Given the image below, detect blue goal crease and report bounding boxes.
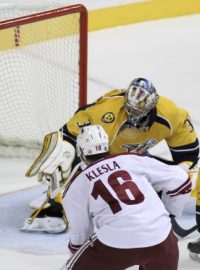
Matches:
[0,186,70,255]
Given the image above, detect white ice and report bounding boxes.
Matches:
[1,14,200,270]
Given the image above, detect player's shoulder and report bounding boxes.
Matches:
[157,96,188,117]
[158,96,178,110]
[94,89,125,108]
[101,89,126,98]
[76,89,125,113]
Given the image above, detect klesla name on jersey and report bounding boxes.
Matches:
[85,160,121,181]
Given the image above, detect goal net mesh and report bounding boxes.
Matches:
[0,1,87,158]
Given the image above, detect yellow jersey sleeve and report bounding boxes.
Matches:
[166,108,197,148]
[61,89,125,143]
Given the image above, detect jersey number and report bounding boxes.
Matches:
[184,118,194,133]
[91,170,144,214]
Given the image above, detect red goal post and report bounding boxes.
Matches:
[0,4,88,158]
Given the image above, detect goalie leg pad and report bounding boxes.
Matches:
[22,194,68,233]
[21,216,67,234]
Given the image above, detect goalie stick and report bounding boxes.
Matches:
[20,191,51,232]
[27,163,81,223]
[49,162,81,199]
[171,217,198,238]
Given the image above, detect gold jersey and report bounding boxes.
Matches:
[62,89,199,164]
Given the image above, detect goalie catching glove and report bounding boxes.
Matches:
[26,131,75,198]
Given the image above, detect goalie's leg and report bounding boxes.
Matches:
[22,163,80,234]
[22,130,77,233]
[21,191,68,233]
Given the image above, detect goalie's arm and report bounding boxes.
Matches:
[60,124,81,168]
[60,104,95,149]
[60,124,77,149]
[60,108,95,167]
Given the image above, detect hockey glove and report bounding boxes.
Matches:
[178,161,199,197]
[25,131,75,198]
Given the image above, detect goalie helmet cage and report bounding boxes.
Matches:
[0,3,87,158]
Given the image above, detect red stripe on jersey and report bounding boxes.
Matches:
[68,241,82,254]
[62,169,81,199]
[166,178,192,197]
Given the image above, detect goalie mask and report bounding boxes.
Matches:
[76,125,109,162]
[124,78,159,130]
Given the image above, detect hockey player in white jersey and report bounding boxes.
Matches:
[60,124,192,270]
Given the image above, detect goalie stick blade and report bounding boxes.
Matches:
[171,218,198,238]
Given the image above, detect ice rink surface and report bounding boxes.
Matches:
[1,13,200,270]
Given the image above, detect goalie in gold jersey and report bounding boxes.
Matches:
[22,78,200,258]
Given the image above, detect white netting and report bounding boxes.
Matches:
[0,1,77,20]
[0,2,87,158]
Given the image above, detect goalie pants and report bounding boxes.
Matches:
[64,230,178,270]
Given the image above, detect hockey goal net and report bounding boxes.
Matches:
[0,2,87,158]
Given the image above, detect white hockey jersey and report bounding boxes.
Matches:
[62,153,191,250]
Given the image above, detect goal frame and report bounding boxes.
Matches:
[0,4,88,106]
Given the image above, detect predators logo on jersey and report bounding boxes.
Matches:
[121,138,157,154]
[101,112,115,123]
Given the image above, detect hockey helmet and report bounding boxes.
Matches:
[124,78,159,128]
[76,125,109,159]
